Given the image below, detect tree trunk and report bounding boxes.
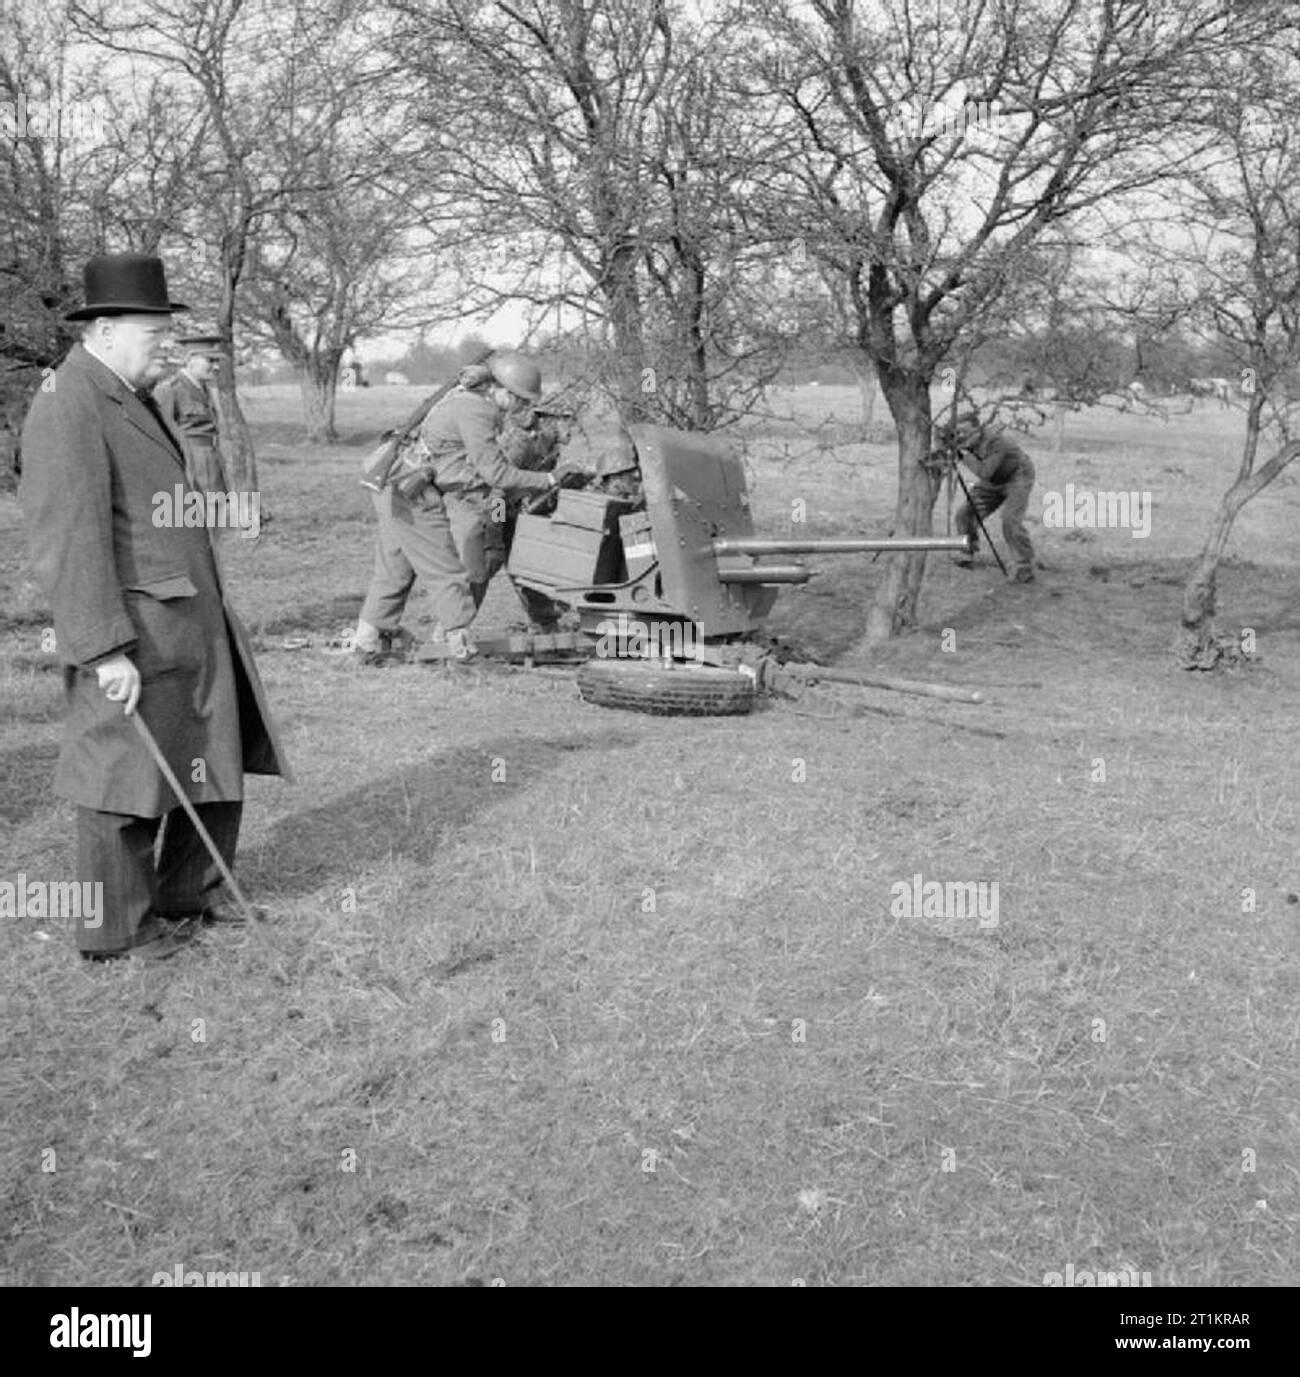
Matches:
[215,253,257,489]
[682,253,712,429]
[1180,491,1240,634]
[1179,432,1300,659]
[209,367,254,491]
[864,376,937,644]
[299,360,340,444]
[852,356,878,428]
[1054,401,1066,453]
[605,240,649,457]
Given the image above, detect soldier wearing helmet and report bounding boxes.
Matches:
[938,409,1037,583]
[353,351,563,663]
[591,447,643,505]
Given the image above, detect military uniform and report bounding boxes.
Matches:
[953,426,1036,581]
[357,388,553,645]
[155,370,229,494]
[494,410,571,630]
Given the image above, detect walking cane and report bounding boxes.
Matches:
[129,712,260,923]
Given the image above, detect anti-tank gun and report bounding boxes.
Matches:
[415,423,984,717]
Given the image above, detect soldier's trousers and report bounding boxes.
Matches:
[358,487,501,635]
[76,802,242,953]
[955,461,1036,575]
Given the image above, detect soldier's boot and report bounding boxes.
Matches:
[353,618,385,654]
[353,618,408,667]
[385,627,417,659]
[446,628,477,662]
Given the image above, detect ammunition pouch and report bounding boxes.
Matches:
[393,470,434,503]
[389,436,438,503]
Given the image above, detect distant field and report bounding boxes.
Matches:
[2,386,1298,1287]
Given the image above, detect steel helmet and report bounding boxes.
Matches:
[488,352,543,402]
[939,409,982,445]
[953,409,984,435]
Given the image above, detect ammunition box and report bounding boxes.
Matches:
[508,513,623,589]
[553,489,625,532]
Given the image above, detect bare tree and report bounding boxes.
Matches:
[0,0,110,476]
[69,0,280,484]
[635,33,799,429]
[387,0,793,438]
[69,0,417,472]
[735,0,1280,644]
[246,194,430,442]
[1162,49,1300,664]
[237,14,442,442]
[388,0,670,428]
[970,240,1139,449]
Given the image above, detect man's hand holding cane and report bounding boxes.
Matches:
[96,653,142,715]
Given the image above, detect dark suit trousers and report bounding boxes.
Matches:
[75,802,242,952]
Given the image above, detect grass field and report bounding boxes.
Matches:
[2,384,1299,1287]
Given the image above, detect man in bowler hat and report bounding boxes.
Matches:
[19,253,291,960]
[154,333,229,494]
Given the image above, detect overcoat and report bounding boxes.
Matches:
[19,344,291,817]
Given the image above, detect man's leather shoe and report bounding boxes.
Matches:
[201,900,267,926]
[82,916,200,962]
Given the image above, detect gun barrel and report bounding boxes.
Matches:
[716,564,811,584]
[711,536,971,556]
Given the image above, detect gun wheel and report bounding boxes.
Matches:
[577,659,755,716]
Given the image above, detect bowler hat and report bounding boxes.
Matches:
[65,253,189,321]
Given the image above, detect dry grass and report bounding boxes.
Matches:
[2,387,1299,1287]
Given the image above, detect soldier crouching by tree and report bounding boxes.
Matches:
[588,449,644,505]
[938,410,1038,583]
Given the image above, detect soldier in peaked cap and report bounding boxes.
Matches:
[155,332,230,494]
[18,253,291,960]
